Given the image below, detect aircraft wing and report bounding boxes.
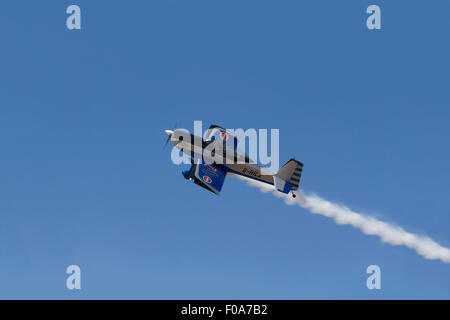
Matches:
[191,161,228,195]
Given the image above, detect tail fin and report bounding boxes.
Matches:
[277,158,303,191]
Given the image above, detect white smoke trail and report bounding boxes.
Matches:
[231,174,450,264]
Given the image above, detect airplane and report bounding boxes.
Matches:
[165,125,303,198]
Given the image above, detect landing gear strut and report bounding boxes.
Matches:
[291,192,296,198]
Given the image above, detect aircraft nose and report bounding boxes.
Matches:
[165,130,174,136]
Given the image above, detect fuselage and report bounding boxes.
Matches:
[166,129,275,185]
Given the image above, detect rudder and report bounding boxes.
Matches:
[277,158,303,191]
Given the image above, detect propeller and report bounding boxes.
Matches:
[164,131,173,148]
[164,122,177,148]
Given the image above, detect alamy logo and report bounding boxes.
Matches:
[66,265,81,290]
[366,5,381,30]
[66,5,81,30]
[169,121,280,172]
[366,265,381,290]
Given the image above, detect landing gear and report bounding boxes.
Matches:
[292,192,296,198]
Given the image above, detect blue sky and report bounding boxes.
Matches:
[0,1,449,299]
